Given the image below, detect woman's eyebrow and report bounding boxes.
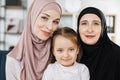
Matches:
[42,13,50,17]
[42,13,60,20]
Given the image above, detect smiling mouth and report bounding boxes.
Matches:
[86,35,95,38]
[41,30,51,36]
[62,58,71,61]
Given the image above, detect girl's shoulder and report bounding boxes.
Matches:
[76,62,87,67]
[76,62,89,72]
[45,63,55,70]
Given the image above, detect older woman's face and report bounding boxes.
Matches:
[33,10,61,40]
[79,14,102,45]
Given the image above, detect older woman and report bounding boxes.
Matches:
[77,7,120,80]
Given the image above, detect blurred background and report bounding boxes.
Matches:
[0,0,120,50]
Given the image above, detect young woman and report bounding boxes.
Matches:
[42,27,90,80]
[6,0,62,80]
[77,7,120,80]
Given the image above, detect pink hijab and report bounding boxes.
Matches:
[8,0,62,80]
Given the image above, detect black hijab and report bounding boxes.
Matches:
[77,7,120,80]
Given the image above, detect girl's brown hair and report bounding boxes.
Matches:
[49,27,82,63]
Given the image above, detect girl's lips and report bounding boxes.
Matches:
[41,30,50,36]
[62,58,71,61]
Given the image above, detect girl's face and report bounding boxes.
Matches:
[79,14,102,45]
[53,35,79,67]
[33,10,61,40]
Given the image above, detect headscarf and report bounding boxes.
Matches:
[77,7,120,80]
[8,0,62,80]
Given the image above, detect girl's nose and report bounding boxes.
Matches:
[63,51,69,58]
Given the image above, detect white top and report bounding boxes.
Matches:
[6,56,22,80]
[42,62,90,80]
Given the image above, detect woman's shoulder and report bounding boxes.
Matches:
[6,56,22,80]
[7,56,18,62]
[6,55,21,67]
[111,42,120,57]
[111,42,120,51]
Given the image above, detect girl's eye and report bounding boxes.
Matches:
[69,48,75,52]
[57,49,63,53]
[41,16,48,21]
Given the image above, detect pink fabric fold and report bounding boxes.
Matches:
[8,0,62,80]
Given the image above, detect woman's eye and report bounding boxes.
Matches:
[81,22,87,25]
[94,22,100,25]
[41,16,48,21]
[53,21,59,25]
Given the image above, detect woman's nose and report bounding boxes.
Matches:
[87,25,93,33]
[46,21,53,31]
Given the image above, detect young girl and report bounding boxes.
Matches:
[42,27,90,80]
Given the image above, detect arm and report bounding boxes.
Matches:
[6,56,21,80]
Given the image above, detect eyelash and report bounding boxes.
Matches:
[81,22,87,25]
[57,49,63,53]
[41,16,59,24]
[57,48,75,53]
[94,22,100,25]
[69,48,74,51]
[41,16,48,21]
[53,21,59,24]
[81,22,100,25]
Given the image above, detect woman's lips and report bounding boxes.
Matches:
[86,35,95,38]
[41,30,50,36]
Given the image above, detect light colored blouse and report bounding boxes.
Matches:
[6,56,22,80]
[42,62,90,80]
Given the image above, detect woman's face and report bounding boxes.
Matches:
[79,14,102,45]
[33,10,61,40]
